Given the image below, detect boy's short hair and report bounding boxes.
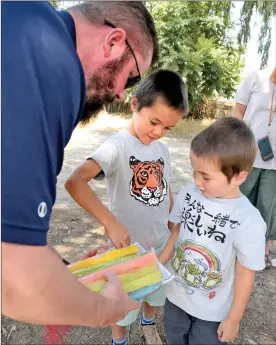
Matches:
[191,117,256,182]
[134,70,189,117]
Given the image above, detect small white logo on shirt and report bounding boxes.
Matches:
[38,202,47,218]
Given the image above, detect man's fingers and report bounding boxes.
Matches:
[104,272,121,285]
[127,298,140,311]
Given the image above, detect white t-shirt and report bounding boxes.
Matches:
[235,70,276,170]
[90,129,171,250]
[166,184,266,322]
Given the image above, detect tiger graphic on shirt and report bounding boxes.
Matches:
[129,155,167,206]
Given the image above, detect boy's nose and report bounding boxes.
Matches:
[194,176,201,189]
[152,126,163,138]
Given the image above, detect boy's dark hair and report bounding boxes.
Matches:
[134,70,189,117]
[191,117,256,182]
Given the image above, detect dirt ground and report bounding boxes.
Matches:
[2,122,276,345]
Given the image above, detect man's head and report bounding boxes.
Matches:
[190,117,256,199]
[129,69,189,144]
[68,1,158,123]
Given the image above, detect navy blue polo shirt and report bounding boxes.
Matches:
[2,1,86,245]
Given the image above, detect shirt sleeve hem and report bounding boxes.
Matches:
[2,223,47,245]
[234,98,248,106]
[237,259,265,271]
[87,156,105,181]
[169,215,181,224]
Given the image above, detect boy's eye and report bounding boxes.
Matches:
[203,176,210,181]
[150,120,157,126]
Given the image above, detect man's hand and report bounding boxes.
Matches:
[104,220,130,248]
[217,318,239,343]
[101,272,140,324]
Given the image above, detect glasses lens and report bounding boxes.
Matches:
[125,76,141,89]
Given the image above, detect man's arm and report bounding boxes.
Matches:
[217,261,255,342]
[2,242,139,326]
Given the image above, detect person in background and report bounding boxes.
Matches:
[233,67,276,268]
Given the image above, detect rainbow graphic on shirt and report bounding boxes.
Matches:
[171,240,223,299]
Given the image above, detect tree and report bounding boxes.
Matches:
[238,1,276,68]
[145,2,243,116]
[52,0,244,117]
[50,1,58,8]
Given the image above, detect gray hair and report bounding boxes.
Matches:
[69,1,158,65]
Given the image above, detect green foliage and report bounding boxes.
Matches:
[53,0,244,118]
[50,1,58,8]
[121,2,243,118]
[238,1,276,68]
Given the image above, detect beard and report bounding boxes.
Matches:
[80,50,130,124]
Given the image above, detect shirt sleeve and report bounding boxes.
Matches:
[166,146,173,182]
[2,2,80,246]
[233,214,266,271]
[89,137,119,180]
[2,60,57,246]
[235,71,257,106]
[169,188,186,224]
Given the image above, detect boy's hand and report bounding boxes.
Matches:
[80,248,98,260]
[217,318,240,342]
[105,221,130,248]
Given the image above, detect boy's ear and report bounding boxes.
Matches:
[235,170,248,186]
[130,97,138,112]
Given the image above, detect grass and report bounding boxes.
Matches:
[79,111,214,138]
[171,118,215,138]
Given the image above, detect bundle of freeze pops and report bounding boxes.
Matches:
[44,244,174,345]
[69,243,174,300]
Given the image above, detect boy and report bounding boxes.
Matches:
[65,70,189,345]
[164,117,266,345]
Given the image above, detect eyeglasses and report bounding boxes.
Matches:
[104,19,141,89]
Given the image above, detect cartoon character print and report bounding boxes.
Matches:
[129,156,167,206]
[171,240,223,299]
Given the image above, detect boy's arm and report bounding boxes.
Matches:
[217,261,255,342]
[65,159,130,248]
[158,190,181,265]
[169,189,174,213]
[158,221,180,265]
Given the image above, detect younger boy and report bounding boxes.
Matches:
[164,117,266,345]
[65,70,189,345]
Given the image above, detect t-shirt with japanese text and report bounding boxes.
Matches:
[166,184,266,322]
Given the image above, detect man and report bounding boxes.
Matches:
[2,1,158,326]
